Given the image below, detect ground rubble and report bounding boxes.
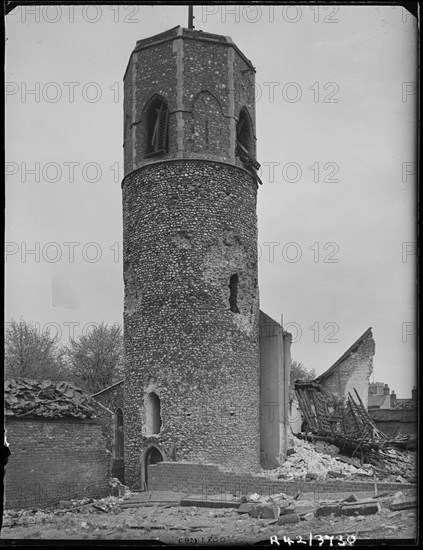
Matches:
[2,494,127,528]
[261,435,416,483]
[2,487,417,542]
[2,460,417,543]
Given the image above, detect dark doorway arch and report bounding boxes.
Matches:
[143,445,164,489]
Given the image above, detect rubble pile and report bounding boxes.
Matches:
[294,381,417,480]
[4,378,96,419]
[235,489,416,524]
[109,477,130,497]
[265,437,372,481]
[371,448,416,480]
[2,494,133,528]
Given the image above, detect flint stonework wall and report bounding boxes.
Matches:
[122,159,260,488]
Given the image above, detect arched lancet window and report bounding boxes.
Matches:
[235,108,261,179]
[146,392,161,434]
[115,408,124,459]
[145,97,169,157]
[236,108,254,156]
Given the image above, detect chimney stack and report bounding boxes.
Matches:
[390,390,396,408]
[383,383,390,396]
[412,386,417,401]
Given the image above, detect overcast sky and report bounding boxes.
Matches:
[5,4,417,397]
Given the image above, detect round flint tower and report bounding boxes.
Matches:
[122,26,261,488]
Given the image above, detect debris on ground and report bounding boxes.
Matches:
[2,488,417,542]
[109,477,130,497]
[264,436,372,481]
[2,493,134,528]
[292,381,417,481]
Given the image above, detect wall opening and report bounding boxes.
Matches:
[115,408,124,459]
[143,445,164,488]
[145,97,169,157]
[229,274,240,313]
[236,108,253,156]
[112,407,125,484]
[146,392,162,434]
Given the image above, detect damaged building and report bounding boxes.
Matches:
[4,378,111,509]
[291,328,376,436]
[314,327,375,409]
[292,328,416,468]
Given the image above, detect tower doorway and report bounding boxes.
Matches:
[143,445,164,489]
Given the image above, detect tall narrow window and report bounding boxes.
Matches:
[146,98,169,156]
[229,274,239,313]
[146,392,161,434]
[236,109,253,155]
[236,108,261,179]
[115,408,124,459]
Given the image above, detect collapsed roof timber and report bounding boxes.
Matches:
[294,381,416,475]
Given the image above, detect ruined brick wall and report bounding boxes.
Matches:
[148,461,414,497]
[5,417,110,510]
[122,28,260,488]
[318,331,375,409]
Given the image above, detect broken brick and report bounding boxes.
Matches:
[278,513,300,525]
[236,503,253,514]
[327,470,345,478]
[341,502,381,516]
[389,500,417,512]
[249,504,280,519]
[343,493,358,503]
[316,504,342,517]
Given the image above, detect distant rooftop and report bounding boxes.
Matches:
[368,394,390,409]
[393,398,417,410]
[369,408,417,422]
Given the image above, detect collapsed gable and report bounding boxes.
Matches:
[315,328,375,408]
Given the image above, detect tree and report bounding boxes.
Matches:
[66,322,123,394]
[290,360,316,387]
[5,319,68,381]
